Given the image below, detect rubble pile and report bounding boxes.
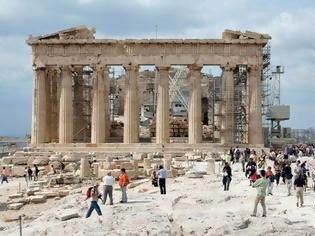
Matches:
[150,117,188,137]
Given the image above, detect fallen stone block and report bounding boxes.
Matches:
[28,195,47,203]
[49,154,62,162]
[35,191,58,198]
[7,203,24,210]
[8,198,27,204]
[56,210,80,221]
[12,156,29,165]
[11,165,27,177]
[1,156,13,165]
[58,190,70,197]
[32,156,49,166]
[187,173,204,178]
[8,193,24,199]
[63,154,82,162]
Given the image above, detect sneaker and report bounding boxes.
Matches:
[262,215,266,217]
[250,214,256,217]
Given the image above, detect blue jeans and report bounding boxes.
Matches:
[86,201,102,218]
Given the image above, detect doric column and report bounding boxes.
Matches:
[59,65,73,144]
[91,65,108,143]
[220,64,235,145]
[188,64,202,144]
[156,66,170,144]
[73,66,85,142]
[248,65,263,145]
[31,67,47,144]
[123,64,139,144]
[45,68,52,143]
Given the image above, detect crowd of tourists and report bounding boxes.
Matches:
[221,145,315,217]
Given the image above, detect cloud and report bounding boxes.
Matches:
[0,0,314,136]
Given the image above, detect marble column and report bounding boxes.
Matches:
[156,66,170,144]
[31,67,47,144]
[248,65,263,145]
[188,65,202,144]
[123,64,139,144]
[220,64,235,145]
[59,65,73,144]
[45,69,53,143]
[73,66,85,142]
[50,68,60,143]
[91,65,107,143]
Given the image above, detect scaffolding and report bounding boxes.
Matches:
[261,43,272,127]
[233,65,248,144]
[72,66,93,142]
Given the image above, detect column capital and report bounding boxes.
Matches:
[188,64,203,71]
[32,65,46,71]
[59,65,73,72]
[220,63,237,71]
[123,63,139,71]
[247,64,263,71]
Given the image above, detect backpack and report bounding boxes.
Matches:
[86,186,93,198]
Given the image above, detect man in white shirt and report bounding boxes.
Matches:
[158,165,166,194]
[102,172,115,205]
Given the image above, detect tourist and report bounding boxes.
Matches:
[224,151,232,165]
[151,171,158,187]
[240,152,246,172]
[246,158,257,184]
[251,170,267,217]
[1,167,8,184]
[27,166,33,181]
[102,171,114,205]
[229,148,234,163]
[283,163,293,196]
[303,173,308,192]
[266,166,274,195]
[274,161,281,186]
[158,165,166,194]
[294,174,305,207]
[222,162,232,191]
[60,161,65,173]
[244,147,251,163]
[51,164,56,174]
[294,160,302,177]
[119,168,129,203]
[24,167,28,184]
[85,183,102,218]
[234,146,241,163]
[34,164,40,181]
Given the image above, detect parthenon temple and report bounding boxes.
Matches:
[26,26,271,153]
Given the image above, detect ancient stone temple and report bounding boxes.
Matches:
[26,26,270,153]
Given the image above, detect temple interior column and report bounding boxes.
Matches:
[31,67,47,144]
[91,65,107,143]
[123,64,139,144]
[50,68,60,143]
[188,64,202,144]
[59,65,73,144]
[73,66,85,142]
[220,64,235,145]
[248,65,263,145]
[45,68,52,143]
[156,66,170,144]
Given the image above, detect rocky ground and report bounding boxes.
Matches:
[1,161,315,236]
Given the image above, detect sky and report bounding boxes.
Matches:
[0,0,314,137]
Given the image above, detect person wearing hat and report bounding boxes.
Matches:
[102,171,115,205]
